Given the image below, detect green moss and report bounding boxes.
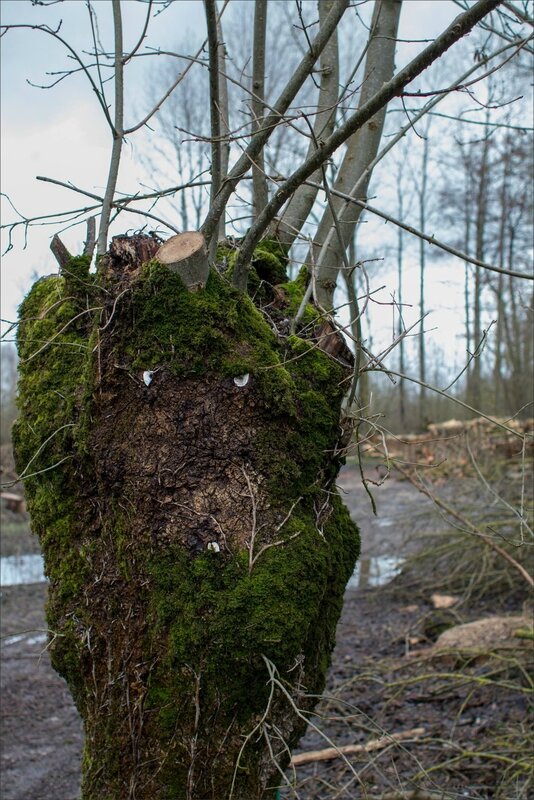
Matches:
[252,238,289,285]
[13,238,359,798]
[146,490,358,785]
[121,262,284,381]
[277,266,319,328]
[218,237,289,302]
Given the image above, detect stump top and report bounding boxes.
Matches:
[156,232,206,264]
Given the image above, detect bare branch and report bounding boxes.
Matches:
[123,0,153,63]
[502,0,534,25]
[201,0,350,245]
[230,0,503,290]
[308,185,533,281]
[291,728,426,767]
[1,22,113,130]
[123,1,231,136]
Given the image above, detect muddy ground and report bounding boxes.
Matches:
[1,467,532,799]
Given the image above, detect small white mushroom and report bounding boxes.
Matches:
[207,541,220,553]
[233,373,250,388]
[143,370,154,387]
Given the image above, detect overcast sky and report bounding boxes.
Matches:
[0,0,488,371]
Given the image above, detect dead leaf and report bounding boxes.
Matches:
[431,593,459,609]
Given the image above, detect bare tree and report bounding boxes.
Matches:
[3,1,532,797]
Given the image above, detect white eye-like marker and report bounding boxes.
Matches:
[233,373,250,387]
[143,371,154,386]
[207,541,220,553]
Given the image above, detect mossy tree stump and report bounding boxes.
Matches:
[13,234,359,799]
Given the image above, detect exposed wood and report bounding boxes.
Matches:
[290,727,426,766]
[314,319,354,366]
[108,233,161,279]
[156,232,209,291]
[50,234,72,271]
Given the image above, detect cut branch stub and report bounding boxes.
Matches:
[50,234,72,271]
[83,217,97,260]
[156,231,209,291]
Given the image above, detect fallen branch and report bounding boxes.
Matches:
[290,727,425,766]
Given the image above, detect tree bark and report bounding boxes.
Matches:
[13,234,359,799]
[251,0,269,220]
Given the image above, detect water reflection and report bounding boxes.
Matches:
[1,631,48,647]
[1,554,46,587]
[0,552,402,590]
[346,555,403,590]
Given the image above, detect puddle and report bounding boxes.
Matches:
[1,554,46,587]
[346,555,404,590]
[1,631,48,647]
[375,517,394,528]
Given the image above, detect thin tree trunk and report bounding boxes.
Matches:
[277,0,340,247]
[204,0,222,260]
[469,125,490,410]
[217,8,230,239]
[97,0,124,259]
[493,140,511,414]
[396,156,406,429]
[251,0,269,219]
[462,141,473,384]
[311,0,402,311]
[418,134,429,430]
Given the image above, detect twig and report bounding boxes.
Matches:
[230,0,503,285]
[310,188,532,282]
[290,727,426,766]
[465,434,533,537]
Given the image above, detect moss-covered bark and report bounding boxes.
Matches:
[13,239,359,799]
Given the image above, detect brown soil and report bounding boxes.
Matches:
[1,468,531,800]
